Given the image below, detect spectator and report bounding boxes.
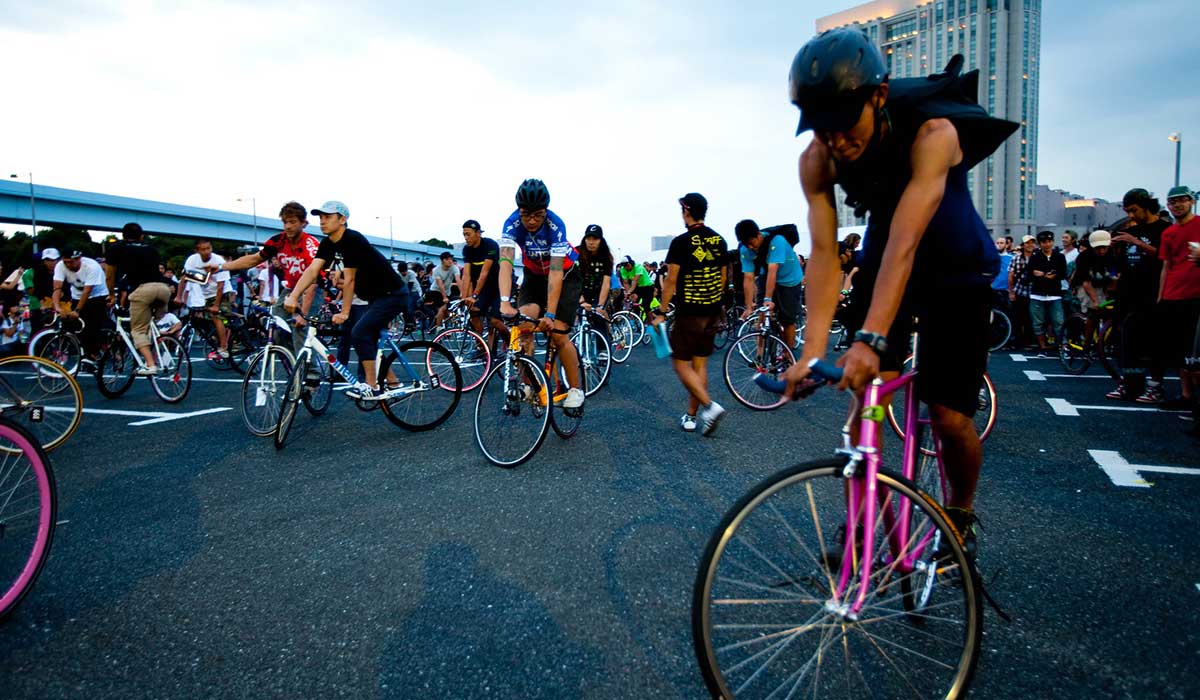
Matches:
[1007,235,1035,349]
[991,237,1013,319]
[1061,231,1080,316]
[1144,185,1200,410]
[1027,231,1067,356]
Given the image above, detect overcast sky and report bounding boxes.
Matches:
[2,0,1196,258]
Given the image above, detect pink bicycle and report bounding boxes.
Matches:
[0,416,56,621]
[693,344,983,698]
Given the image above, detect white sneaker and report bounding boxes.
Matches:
[680,414,697,432]
[218,349,230,359]
[135,366,159,377]
[563,387,585,409]
[344,383,376,400]
[698,401,725,437]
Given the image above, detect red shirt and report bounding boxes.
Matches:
[1158,216,1200,301]
[260,232,320,289]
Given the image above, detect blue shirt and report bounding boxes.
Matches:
[500,209,577,276]
[992,252,1012,291]
[738,238,804,288]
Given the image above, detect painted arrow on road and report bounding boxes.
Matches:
[1088,449,1200,488]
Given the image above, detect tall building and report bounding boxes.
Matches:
[818,0,1042,239]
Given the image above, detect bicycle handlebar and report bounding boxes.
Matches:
[752,358,844,397]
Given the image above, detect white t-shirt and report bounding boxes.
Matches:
[182,253,230,308]
[155,312,181,332]
[257,266,280,303]
[53,258,110,300]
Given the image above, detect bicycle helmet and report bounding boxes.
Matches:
[789,28,887,134]
[515,179,550,210]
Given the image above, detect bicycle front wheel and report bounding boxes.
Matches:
[433,328,490,392]
[150,336,192,403]
[1058,315,1090,374]
[723,333,794,411]
[693,459,982,700]
[240,347,293,437]
[609,315,635,364]
[39,333,82,376]
[273,355,306,450]
[0,418,56,622]
[473,355,550,468]
[0,356,83,454]
[576,329,610,396]
[378,340,463,431]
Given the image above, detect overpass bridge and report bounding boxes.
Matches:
[0,179,465,265]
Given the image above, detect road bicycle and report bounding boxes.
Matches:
[711,302,746,351]
[610,297,646,350]
[240,309,299,437]
[1059,300,1121,378]
[797,298,850,350]
[0,416,56,621]
[571,307,611,396]
[0,355,84,453]
[693,343,983,699]
[28,315,84,376]
[430,300,491,392]
[473,313,588,468]
[723,306,796,410]
[274,315,463,450]
[95,309,192,403]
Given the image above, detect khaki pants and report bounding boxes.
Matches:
[129,282,170,349]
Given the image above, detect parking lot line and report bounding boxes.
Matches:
[1044,398,1186,416]
[1089,449,1200,488]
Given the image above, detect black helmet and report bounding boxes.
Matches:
[789,28,887,135]
[515,179,550,210]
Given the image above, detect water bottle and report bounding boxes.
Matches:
[650,321,671,360]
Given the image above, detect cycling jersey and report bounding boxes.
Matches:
[500,209,576,276]
[259,232,320,289]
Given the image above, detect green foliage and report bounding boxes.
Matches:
[418,237,453,249]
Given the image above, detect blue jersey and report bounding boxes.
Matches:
[500,209,577,276]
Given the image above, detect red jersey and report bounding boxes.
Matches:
[260,232,320,289]
[1158,216,1200,301]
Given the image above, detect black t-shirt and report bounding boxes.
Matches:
[1119,218,1168,303]
[578,255,613,303]
[462,237,501,297]
[32,264,55,299]
[1027,250,1067,297]
[1073,249,1123,290]
[665,224,729,316]
[316,229,404,302]
[105,240,162,290]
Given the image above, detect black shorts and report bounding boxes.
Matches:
[847,283,991,418]
[1157,298,1200,366]
[775,283,802,327]
[517,270,582,327]
[470,291,503,320]
[670,312,721,361]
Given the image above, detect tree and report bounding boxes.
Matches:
[419,237,452,249]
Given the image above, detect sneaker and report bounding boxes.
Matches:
[1105,384,1127,401]
[344,383,376,400]
[938,506,978,563]
[1134,385,1164,404]
[698,401,726,437]
[562,387,585,409]
[680,413,697,432]
[218,349,230,359]
[135,366,159,376]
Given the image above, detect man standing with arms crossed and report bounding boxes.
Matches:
[654,192,728,435]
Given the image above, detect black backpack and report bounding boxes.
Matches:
[753,224,801,276]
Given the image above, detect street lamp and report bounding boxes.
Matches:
[376,215,394,261]
[8,172,37,255]
[1169,133,1182,188]
[237,197,258,246]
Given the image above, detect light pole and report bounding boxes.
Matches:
[376,215,394,261]
[1169,133,1182,188]
[237,197,258,246]
[8,172,37,255]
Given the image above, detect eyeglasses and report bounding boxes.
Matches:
[519,210,547,221]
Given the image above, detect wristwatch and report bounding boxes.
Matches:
[500,296,512,303]
[853,330,888,356]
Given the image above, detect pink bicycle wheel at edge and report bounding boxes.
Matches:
[0,418,57,621]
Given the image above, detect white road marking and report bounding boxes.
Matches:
[1044,398,1187,416]
[1010,353,1027,363]
[1024,370,1046,381]
[1045,398,1079,416]
[1088,449,1200,488]
[127,407,233,426]
[41,404,235,426]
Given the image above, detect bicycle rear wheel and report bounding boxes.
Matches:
[548,348,587,439]
[0,419,56,622]
[301,354,334,416]
[378,340,463,431]
[609,315,635,364]
[96,340,136,398]
[150,336,192,403]
[433,328,490,392]
[1058,314,1090,374]
[39,333,82,376]
[0,356,84,454]
[987,308,1011,352]
[473,355,550,468]
[886,360,997,455]
[723,333,794,411]
[692,459,981,700]
[240,347,293,437]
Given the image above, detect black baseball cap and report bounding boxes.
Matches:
[584,224,604,238]
[462,220,483,231]
[679,192,708,219]
[440,251,454,260]
[65,249,86,259]
[1036,230,1054,242]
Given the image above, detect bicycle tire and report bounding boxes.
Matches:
[723,333,794,411]
[40,333,82,376]
[273,355,306,450]
[26,327,56,358]
[433,328,490,392]
[574,328,610,396]
[693,458,982,700]
[95,340,136,398]
[202,328,232,371]
[548,347,587,439]
[240,346,294,437]
[0,356,83,454]
[1098,320,1122,380]
[1058,314,1090,374]
[301,354,334,416]
[377,340,463,432]
[987,308,1011,352]
[0,418,56,622]
[473,354,550,467]
[227,328,255,375]
[150,335,192,403]
[609,315,635,364]
[885,359,997,455]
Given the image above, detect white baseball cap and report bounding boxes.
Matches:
[40,248,61,260]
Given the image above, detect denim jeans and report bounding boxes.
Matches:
[1029,298,1064,340]
[352,290,409,359]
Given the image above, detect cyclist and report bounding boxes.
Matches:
[1071,230,1122,349]
[50,249,112,365]
[460,219,506,354]
[577,224,614,337]
[783,29,1017,552]
[734,219,804,349]
[284,200,410,400]
[496,178,585,411]
[178,239,231,359]
[430,251,461,326]
[618,256,655,321]
[102,223,168,375]
[654,192,729,435]
[219,201,322,357]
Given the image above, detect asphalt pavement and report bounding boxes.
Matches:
[1,341,1198,699]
